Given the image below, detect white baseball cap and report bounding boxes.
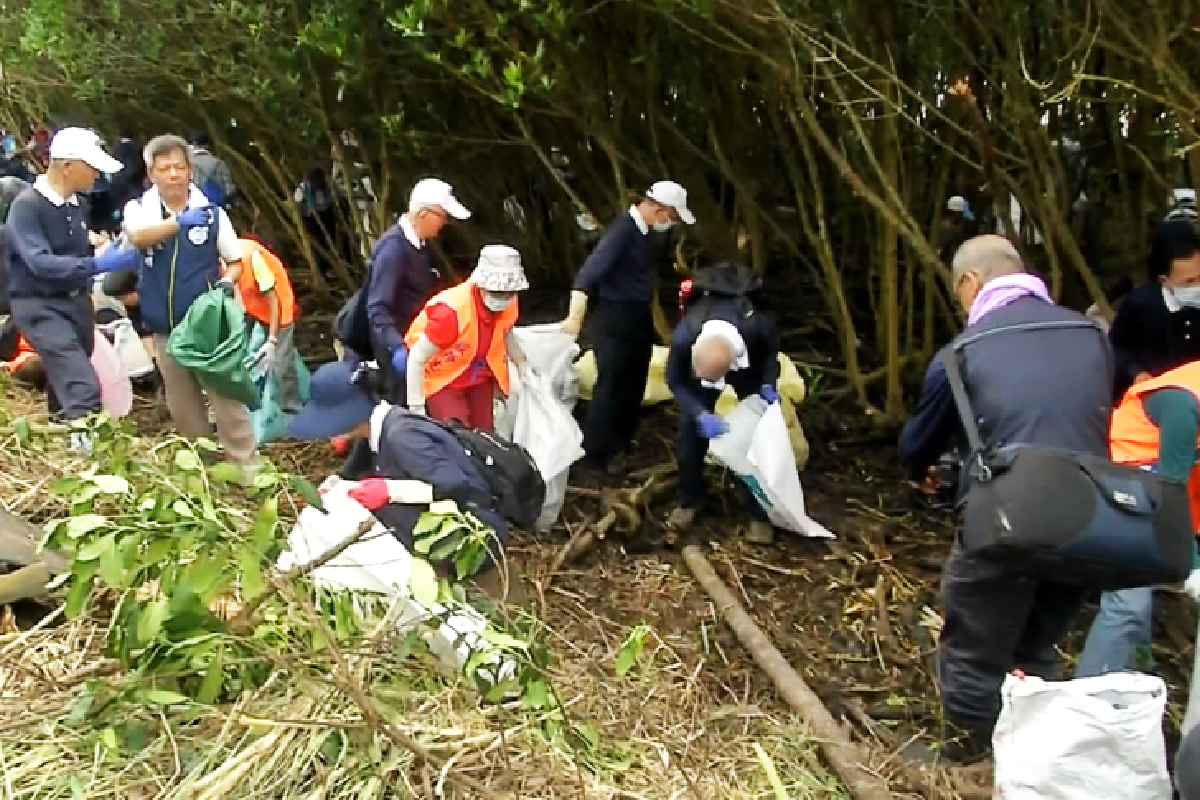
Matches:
[946,195,974,220]
[49,128,123,174]
[645,180,696,225]
[408,178,471,220]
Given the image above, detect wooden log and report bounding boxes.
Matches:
[550,472,678,574]
[682,544,893,800]
[0,508,67,574]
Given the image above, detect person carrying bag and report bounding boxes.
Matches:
[944,320,1194,590]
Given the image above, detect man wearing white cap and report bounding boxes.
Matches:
[562,180,696,476]
[404,244,530,432]
[365,177,470,403]
[4,128,139,444]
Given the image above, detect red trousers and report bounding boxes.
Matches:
[426,379,495,432]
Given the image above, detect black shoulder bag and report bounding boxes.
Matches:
[943,321,1194,590]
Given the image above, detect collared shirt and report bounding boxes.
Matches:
[627,204,649,235]
[32,175,79,207]
[400,213,423,249]
[369,400,393,453]
[122,184,242,263]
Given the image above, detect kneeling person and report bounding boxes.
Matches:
[665,271,781,544]
[289,360,517,600]
[404,245,531,432]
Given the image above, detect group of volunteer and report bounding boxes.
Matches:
[1,129,292,477]
[901,208,1200,791]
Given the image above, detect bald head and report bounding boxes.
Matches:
[952,234,1024,310]
[693,336,735,382]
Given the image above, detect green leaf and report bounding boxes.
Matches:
[72,484,102,505]
[77,534,116,562]
[137,598,168,644]
[408,559,439,607]
[172,499,195,518]
[64,576,91,618]
[101,727,119,751]
[522,678,551,711]
[428,500,458,515]
[197,643,225,704]
[252,471,278,491]
[15,418,29,444]
[90,474,130,494]
[66,514,108,539]
[480,627,529,651]
[194,437,219,452]
[208,461,243,484]
[174,449,201,472]
[98,539,126,587]
[142,689,189,706]
[49,477,82,497]
[287,475,325,512]
[413,512,446,538]
[239,547,265,599]
[45,571,71,591]
[250,497,279,550]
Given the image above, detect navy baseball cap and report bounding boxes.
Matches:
[289,360,375,440]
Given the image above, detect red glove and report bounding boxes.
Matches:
[347,478,390,511]
[331,435,350,456]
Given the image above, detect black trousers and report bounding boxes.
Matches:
[581,300,655,467]
[10,295,100,420]
[675,373,765,512]
[937,539,1085,738]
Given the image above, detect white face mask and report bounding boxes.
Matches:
[652,220,675,233]
[482,293,513,312]
[1173,286,1200,309]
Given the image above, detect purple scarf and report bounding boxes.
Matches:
[967,273,1053,325]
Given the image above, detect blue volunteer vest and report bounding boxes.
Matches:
[137,207,220,334]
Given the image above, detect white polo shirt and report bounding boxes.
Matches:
[123,184,242,263]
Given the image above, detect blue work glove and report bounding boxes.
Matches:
[760,384,780,404]
[697,412,729,439]
[391,345,408,375]
[177,206,210,228]
[91,247,140,276]
[215,276,236,297]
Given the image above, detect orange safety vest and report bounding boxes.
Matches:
[405,282,518,398]
[1110,361,1200,529]
[236,239,297,328]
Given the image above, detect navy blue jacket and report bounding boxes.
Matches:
[365,223,434,357]
[1108,281,1200,400]
[367,408,508,560]
[137,211,220,333]
[666,298,780,421]
[4,186,94,299]
[572,211,653,305]
[899,297,1111,480]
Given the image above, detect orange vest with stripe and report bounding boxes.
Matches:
[236,239,297,328]
[405,282,518,398]
[1109,361,1200,529]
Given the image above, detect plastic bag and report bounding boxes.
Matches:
[503,324,584,530]
[90,329,132,419]
[708,396,833,538]
[166,288,258,407]
[992,672,1171,800]
[98,318,155,380]
[246,323,312,445]
[574,345,810,469]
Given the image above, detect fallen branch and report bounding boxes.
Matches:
[681,544,893,800]
[551,467,677,573]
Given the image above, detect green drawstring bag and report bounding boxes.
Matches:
[166,288,260,407]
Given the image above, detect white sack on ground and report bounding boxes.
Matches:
[992,672,1171,800]
[276,477,517,680]
[708,395,832,538]
[499,323,584,530]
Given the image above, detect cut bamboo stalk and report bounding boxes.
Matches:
[682,544,893,800]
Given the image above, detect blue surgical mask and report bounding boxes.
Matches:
[1174,286,1200,309]
[653,221,674,233]
[482,293,513,312]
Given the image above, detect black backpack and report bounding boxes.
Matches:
[679,261,764,340]
[334,287,373,360]
[442,422,546,531]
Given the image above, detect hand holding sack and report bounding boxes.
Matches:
[697,412,729,439]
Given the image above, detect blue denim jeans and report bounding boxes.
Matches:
[1075,586,1155,677]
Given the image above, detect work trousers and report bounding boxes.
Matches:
[1075,586,1156,677]
[153,334,256,464]
[676,375,766,516]
[581,300,655,468]
[427,379,495,432]
[11,295,100,420]
[937,539,1084,739]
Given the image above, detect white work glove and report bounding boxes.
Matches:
[248,338,277,378]
[1185,569,1200,601]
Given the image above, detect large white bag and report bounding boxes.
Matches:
[992,672,1172,800]
[503,324,584,530]
[708,396,833,538]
